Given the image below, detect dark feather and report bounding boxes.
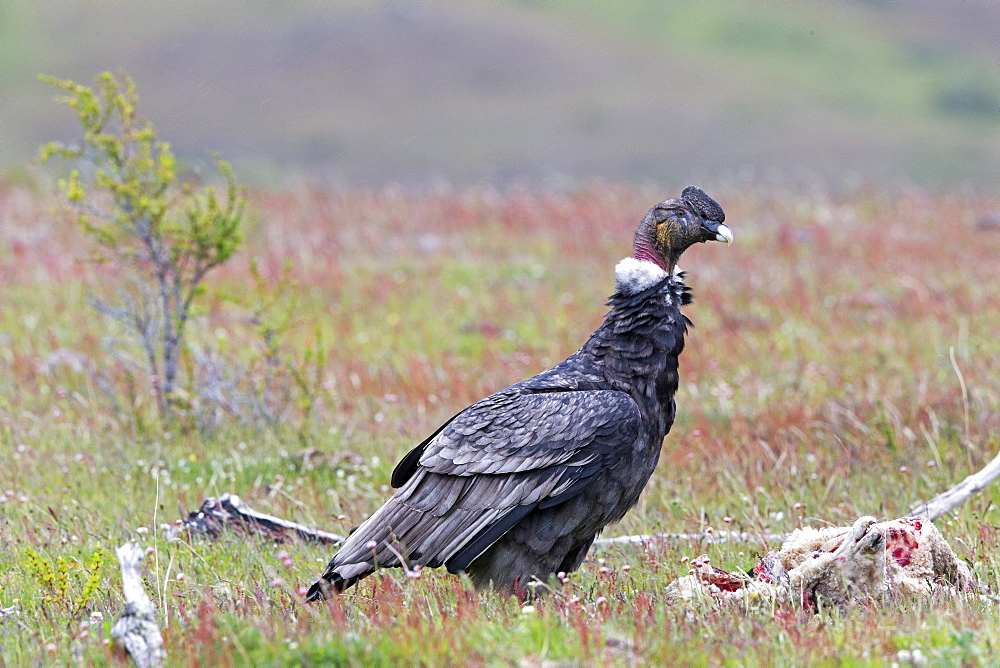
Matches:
[307,188,729,601]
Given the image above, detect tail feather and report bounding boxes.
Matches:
[304,468,552,602]
[305,568,366,602]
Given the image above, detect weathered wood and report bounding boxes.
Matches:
[179,493,344,545]
[596,530,785,547]
[912,449,1000,521]
[600,449,1000,546]
[111,542,166,668]
[175,449,1000,551]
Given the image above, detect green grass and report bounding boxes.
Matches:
[545,0,1000,125]
[1,181,999,664]
[2,2,999,186]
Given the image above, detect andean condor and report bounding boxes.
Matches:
[308,186,732,600]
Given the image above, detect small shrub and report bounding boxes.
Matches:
[22,546,108,617]
[39,71,245,427]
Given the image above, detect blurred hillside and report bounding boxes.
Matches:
[1,0,998,188]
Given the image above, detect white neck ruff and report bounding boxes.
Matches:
[614,257,669,295]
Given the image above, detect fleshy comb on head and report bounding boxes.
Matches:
[681,186,725,223]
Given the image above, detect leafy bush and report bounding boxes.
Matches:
[39,71,245,426]
[22,546,109,617]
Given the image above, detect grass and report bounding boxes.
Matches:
[1,180,999,664]
[1,2,999,187]
[543,0,1000,124]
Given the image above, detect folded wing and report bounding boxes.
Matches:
[317,389,640,589]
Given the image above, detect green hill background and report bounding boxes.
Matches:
[2,0,998,187]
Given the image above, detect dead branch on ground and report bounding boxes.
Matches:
[111,542,166,668]
[177,493,344,545]
[173,448,1000,548]
[911,450,1000,521]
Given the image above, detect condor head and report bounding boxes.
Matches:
[633,185,732,271]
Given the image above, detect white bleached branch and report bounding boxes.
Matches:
[912,449,1000,521]
[111,542,166,668]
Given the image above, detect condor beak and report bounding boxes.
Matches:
[703,221,733,245]
[716,223,733,244]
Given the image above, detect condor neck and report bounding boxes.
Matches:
[633,238,666,270]
[614,257,671,296]
[633,237,683,275]
[588,265,686,396]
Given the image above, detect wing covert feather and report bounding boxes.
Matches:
[326,389,643,579]
[418,390,640,476]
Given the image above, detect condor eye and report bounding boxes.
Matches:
[675,210,688,220]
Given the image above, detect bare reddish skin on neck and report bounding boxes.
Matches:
[633,239,667,270]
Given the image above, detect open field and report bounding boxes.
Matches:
[2,1,999,186]
[1,180,999,664]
